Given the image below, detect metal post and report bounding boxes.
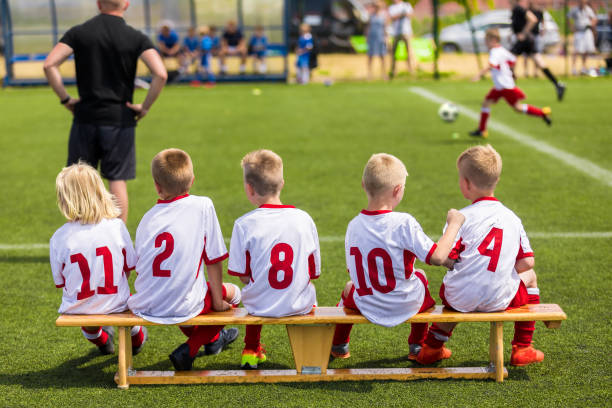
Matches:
[463,0,483,71]
[49,0,58,45]
[283,0,290,80]
[432,0,440,79]
[189,0,196,29]
[564,0,569,77]
[1,0,15,85]
[143,0,152,36]
[237,0,244,29]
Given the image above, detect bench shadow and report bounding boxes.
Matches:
[0,256,49,263]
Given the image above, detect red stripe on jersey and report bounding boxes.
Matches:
[507,60,516,67]
[204,252,228,265]
[472,196,499,204]
[449,238,465,260]
[259,204,296,209]
[403,250,416,279]
[308,253,318,279]
[516,241,534,260]
[55,284,65,288]
[157,194,189,204]
[425,243,438,265]
[228,250,252,277]
[122,248,135,275]
[360,209,392,216]
[59,263,66,286]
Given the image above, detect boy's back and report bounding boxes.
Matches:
[128,194,228,323]
[228,204,320,317]
[489,45,516,90]
[444,198,533,313]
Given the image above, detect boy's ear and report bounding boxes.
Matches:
[154,181,163,196]
[189,176,195,188]
[392,184,403,198]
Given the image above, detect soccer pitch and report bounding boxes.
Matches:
[0,78,610,407]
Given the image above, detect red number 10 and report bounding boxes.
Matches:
[350,247,396,296]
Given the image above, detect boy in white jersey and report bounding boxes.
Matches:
[469,28,551,139]
[416,145,543,367]
[228,149,320,369]
[50,163,147,355]
[128,149,241,370]
[330,153,465,360]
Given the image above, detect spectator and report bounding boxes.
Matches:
[210,25,221,57]
[388,0,414,78]
[249,25,269,74]
[296,23,313,84]
[157,21,181,59]
[523,1,545,78]
[366,1,388,80]
[181,27,200,74]
[568,0,597,75]
[219,21,247,75]
[198,25,215,84]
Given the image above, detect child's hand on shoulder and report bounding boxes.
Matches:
[446,209,465,226]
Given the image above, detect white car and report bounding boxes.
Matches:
[435,9,560,54]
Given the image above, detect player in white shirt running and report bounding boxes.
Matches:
[50,163,147,355]
[469,28,551,139]
[127,149,241,370]
[330,153,465,361]
[416,145,543,367]
[228,150,321,369]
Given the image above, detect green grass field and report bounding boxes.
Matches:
[1,78,611,407]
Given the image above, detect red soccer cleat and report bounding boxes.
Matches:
[510,345,544,366]
[415,344,452,365]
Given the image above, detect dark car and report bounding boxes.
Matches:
[288,0,368,52]
[596,13,612,53]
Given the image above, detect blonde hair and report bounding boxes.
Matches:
[457,144,502,190]
[151,149,194,198]
[485,28,501,42]
[362,153,408,197]
[56,162,121,224]
[241,149,283,197]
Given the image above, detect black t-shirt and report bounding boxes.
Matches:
[223,29,243,47]
[511,6,527,34]
[60,14,154,126]
[530,8,544,35]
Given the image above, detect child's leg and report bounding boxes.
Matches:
[130,325,146,349]
[407,271,436,356]
[478,99,494,131]
[244,325,263,352]
[222,282,241,307]
[513,269,540,348]
[185,325,225,357]
[81,326,109,347]
[332,281,356,348]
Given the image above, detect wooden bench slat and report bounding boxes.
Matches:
[56,304,566,327]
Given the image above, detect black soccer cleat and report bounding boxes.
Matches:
[542,107,552,126]
[203,328,239,355]
[98,326,115,355]
[556,82,566,102]
[169,343,195,371]
[469,129,489,138]
[132,326,148,356]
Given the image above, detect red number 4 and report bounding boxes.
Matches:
[478,227,503,272]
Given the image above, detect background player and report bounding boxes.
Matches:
[296,24,314,84]
[127,149,240,371]
[330,153,464,360]
[228,150,321,369]
[180,27,200,75]
[248,25,268,74]
[198,25,215,85]
[470,29,551,139]
[416,145,543,367]
[50,163,146,356]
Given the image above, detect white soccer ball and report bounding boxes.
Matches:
[438,102,459,123]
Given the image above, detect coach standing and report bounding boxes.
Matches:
[43,0,167,223]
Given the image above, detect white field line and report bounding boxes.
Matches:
[409,86,612,187]
[2,231,611,251]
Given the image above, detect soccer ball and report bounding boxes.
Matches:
[438,102,459,123]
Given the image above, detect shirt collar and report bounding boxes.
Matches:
[472,196,499,204]
[360,209,392,216]
[157,194,189,204]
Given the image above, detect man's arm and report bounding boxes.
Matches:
[126,48,167,121]
[518,10,538,40]
[43,42,80,113]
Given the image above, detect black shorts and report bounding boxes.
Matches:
[67,122,136,181]
[511,38,536,56]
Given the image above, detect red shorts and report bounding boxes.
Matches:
[200,283,228,315]
[486,87,526,105]
[439,280,528,312]
[342,271,436,314]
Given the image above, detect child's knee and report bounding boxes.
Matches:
[519,269,538,288]
[223,282,241,304]
[342,281,354,298]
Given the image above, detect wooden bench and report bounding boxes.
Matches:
[56,304,566,388]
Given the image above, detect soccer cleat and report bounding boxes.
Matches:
[556,82,566,102]
[203,328,239,355]
[510,345,544,366]
[330,343,351,359]
[241,345,267,369]
[542,107,552,126]
[98,326,115,355]
[415,344,452,365]
[469,129,488,138]
[169,343,195,371]
[132,326,148,356]
[408,344,422,361]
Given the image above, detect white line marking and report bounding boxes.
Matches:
[410,86,612,187]
[2,232,611,251]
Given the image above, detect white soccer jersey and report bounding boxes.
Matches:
[228,204,320,317]
[345,210,437,328]
[49,218,135,315]
[442,197,534,312]
[489,46,516,90]
[128,194,228,324]
[388,2,413,36]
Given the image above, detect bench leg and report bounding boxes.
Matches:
[116,326,131,389]
[489,322,504,382]
[286,324,335,374]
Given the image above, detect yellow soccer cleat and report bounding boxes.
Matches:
[241,345,267,369]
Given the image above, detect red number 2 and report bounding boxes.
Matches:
[153,232,174,277]
[70,246,118,300]
[478,227,503,272]
[268,243,294,289]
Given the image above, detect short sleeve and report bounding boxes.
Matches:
[227,222,249,277]
[402,217,437,265]
[308,218,321,280]
[137,33,155,56]
[516,224,534,260]
[119,222,137,272]
[203,201,228,265]
[49,234,65,288]
[59,26,77,49]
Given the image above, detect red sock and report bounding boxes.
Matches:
[424,323,453,349]
[479,110,490,131]
[186,325,224,357]
[525,105,544,117]
[81,326,108,347]
[179,326,195,337]
[513,292,540,347]
[332,324,353,346]
[408,323,428,346]
[131,327,145,348]
[244,325,262,352]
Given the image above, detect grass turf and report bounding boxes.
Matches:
[0,78,611,407]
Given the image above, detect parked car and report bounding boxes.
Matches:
[596,13,612,53]
[432,9,560,54]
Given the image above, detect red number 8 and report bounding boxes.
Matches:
[268,243,294,290]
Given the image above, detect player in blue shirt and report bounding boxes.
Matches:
[157,23,180,58]
[248,26,268,73]
[198,26,215,84]
[296,23,314,84]
[180,27,200,74]
[210,26,221,56]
